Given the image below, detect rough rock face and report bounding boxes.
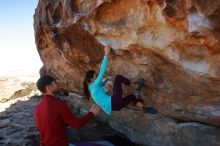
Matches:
[69,93,220,146]
[34,0,220,145]
[0,97,40,146]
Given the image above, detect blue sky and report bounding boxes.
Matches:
[0,0,43,75]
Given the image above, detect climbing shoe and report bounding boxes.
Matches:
[134,78,145,97]
[135,78,145,91]
[142,107,158,114]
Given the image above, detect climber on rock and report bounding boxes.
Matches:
[35,75,100,146]
[83,45,145,115]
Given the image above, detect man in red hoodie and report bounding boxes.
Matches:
[35,75,100,146]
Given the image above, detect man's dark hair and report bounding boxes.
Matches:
[37,75,55,93]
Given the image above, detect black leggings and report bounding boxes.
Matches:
[111,75,140,111]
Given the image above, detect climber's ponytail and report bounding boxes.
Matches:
[83,70,96,100]
[83,79,90,100]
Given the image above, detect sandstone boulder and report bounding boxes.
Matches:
[34,0,220,145]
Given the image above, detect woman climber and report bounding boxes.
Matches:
[83,45,145,115]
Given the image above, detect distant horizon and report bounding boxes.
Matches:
[0,0,43,76]
[0,67,40,77]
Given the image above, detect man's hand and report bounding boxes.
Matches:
[104,45,111,56]
[90,104,100,116]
